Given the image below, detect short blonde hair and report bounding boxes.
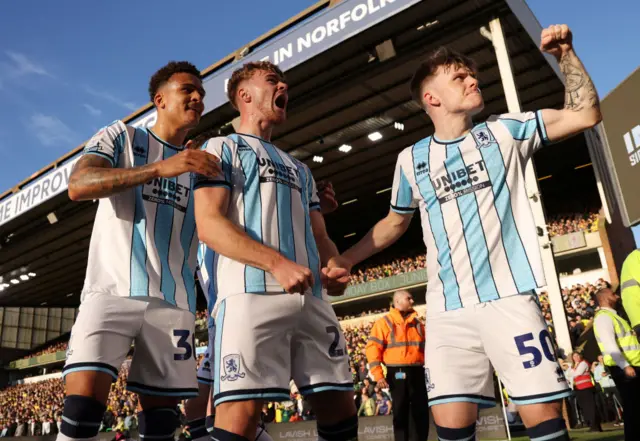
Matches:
[227,61,286,109]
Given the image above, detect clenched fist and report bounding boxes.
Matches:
[540,24,573,60]
[271,258,315,294]
[321,267,351,297]
[322,255,353,297]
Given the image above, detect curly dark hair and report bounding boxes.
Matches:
[227,61,285,110]
[148,61,201,103]
[409,47,477,109]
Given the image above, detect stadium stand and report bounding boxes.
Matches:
[547,212,599,238]
[20,343,67,360]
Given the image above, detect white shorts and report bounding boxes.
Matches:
[197,326,216,385]
[63,292,198,398]
[212,293,353,406]
[425,293,571,408]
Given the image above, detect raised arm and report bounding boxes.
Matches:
[538,24,602,143]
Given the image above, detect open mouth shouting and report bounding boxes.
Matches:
[274,92,288,112]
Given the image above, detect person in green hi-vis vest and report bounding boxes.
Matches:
[621,249,640,335]
[593,287,640,440]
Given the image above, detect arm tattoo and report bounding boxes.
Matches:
[69,155,158,200]
[559,51,599,112]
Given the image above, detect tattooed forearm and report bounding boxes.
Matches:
[68,155,159,200]
[559,50,599,112]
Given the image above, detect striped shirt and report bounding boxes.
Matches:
[197,242,216,328]
[194,133,324,299]
[81,120,198,313]
[390,111,550,313]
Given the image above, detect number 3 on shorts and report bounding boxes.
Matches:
[174,329,195,361]
[514,329,555,369]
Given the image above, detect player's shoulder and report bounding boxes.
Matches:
[396,141,424,165]
[91,120,129,139]
[85,121,134,151]
[200,135,239,152]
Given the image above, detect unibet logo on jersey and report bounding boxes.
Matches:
[623,124,640,167]
[143,177,191,212]
[428,159,490,204]
[258,157,302,192]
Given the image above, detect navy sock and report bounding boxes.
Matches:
[186,417,208,441]
[210,427,250,441]
[138,407,179,441]
[435,423,475,441]
[527,418,569,441]
[206,415,215,434]
[317,415,358,441]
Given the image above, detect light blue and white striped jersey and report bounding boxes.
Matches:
[391,111,550,313]
[194,133,324,300]
[197,243,216,328]
[81,120,198,313]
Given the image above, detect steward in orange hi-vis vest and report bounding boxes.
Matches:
[365,290,428,441]
[365,307,425,381]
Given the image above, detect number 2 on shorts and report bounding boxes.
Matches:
[326,326,344,357]
[514,329,555,369]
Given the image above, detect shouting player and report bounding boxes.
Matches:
[59,62,220,441]
[192,61,357,441]
[183,130,339,441]
[333,25,600,441]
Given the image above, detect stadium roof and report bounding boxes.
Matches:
[0,0,573,307]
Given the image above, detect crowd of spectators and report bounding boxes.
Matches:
[21,342,67,360]
[195,310,208,331]
[0,361,140,437]
[538,279,611,347]
[337,309,386,321]
[0,379,63,437]
[349,254,426,285]
[547,212,599,238]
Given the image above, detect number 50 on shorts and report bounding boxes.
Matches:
[514,329,556,369]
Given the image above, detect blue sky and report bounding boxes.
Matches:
[0,0,638,194]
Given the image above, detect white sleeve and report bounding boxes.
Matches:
[594,314,630,369]
[390,154,418,214]
[493,111,550,162]
[192,137,235,191]
[82,120,128,167]
[307,168,321,212]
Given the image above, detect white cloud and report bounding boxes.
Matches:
[83,103,102,116]
[28,113,77,147]
[4,51,53,79]
[83,85,138,111]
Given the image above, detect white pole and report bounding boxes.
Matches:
[497,378,512,441]
[487,17,573,355]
